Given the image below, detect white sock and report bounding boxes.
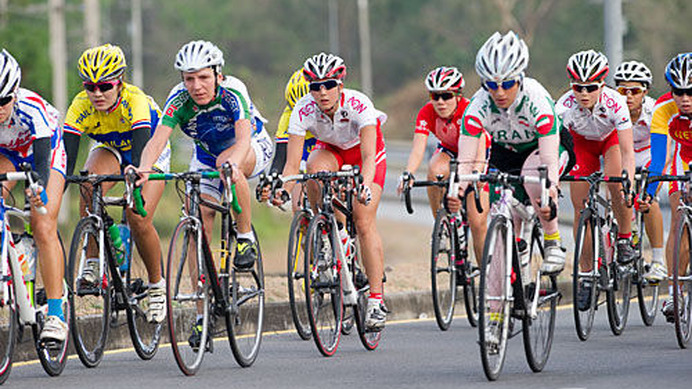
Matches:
[149,278,165,289]
[196,314,204,322]
[652,248,664,265]
[237,231,255,242]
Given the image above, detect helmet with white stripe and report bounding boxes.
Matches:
[0,49,21,98]
[566,50,609,83]
[302,53,346,82]
[614,60,652,87]
[665,52,692,89]
[175,40,225,73]
[475,31,529,82]
[425,66,465,92]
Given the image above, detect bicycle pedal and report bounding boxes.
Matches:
[40,339,63,351]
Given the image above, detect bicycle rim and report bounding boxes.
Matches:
[478,216,510,381]
[68,218,110,368]
[431,211,456,331]
[463,222,480,328]
[166,219,208,375]
[34,282,70,376]
[0,266,17,384]
[352,246,381,351]
[635,215,660,326]
[573,211,597,341]
[522,226,557,373]
[606,223,631,336]
[304,214,342,357]
[287,211,312,340]
[126,253,163,360]
[227,226,265,367]
[673,217,692,348]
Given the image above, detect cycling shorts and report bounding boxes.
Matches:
[569,129,619,176]
[92,140,171,173]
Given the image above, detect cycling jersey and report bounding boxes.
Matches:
[461,77,558,153]
[415,98,470,154]
[632,95,655,167]
[275,105,316,162]
[288,89,388,149]
[556,86,632,142]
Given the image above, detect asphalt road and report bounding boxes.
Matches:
[8,305,692,388]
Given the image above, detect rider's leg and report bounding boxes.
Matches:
[571,181,592,270]
[466,187,489,264]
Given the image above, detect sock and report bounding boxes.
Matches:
[196,314,204,323]
[652,248,664,265]
[669,284,674,296]
[237,231,255,242]
[368,292,382,301]
[47,299,64,321]
[618,232,632,240]
[544,231,560,241]
[149,278,165,289]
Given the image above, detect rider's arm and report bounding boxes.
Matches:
[280,133,305,195]
[216,118,252,169]
[269,107,292,175]
[404,133,429,175]
[130,127,150,167]
[537,133,560,187]
[63,132,81,177]
[139,124,173,171]
[359,125,378,187]
[32,137,51,185]
[648,96,676,196]
[618,127,636,184]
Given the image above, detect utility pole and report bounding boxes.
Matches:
[49,0,68,223]
[604,0,623,85]
[132,0,143,86]
[357,0,372,96]
[84,0,100,47]
[328,0,339,54]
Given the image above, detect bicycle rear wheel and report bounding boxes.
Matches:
[673,216,692,348]
[126,251,164,360]
[478,216,511,381]
[68,217,110,368]
[522,224,557,373]
[287,210,312,340]
[635,214,659,326]
[353,245,381,351]
[34,282,70,376]
[606,222,631,336]
[167,218,209,376]
[430,210,456,331]
[304,214,342,357]
[0,264,17,384]
[226,226,265,367]
[462,221,480,328]
[573,210,598,341]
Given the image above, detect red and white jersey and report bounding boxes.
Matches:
[288,88,387,150]
[414,99,470,154]
[556,86,631,142]
[632,95,655,152]
[0,88,61,158]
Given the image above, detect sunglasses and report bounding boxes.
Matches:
[672,87,692,97]
[0,95,13,107]
[83,79,120,93]
[429,92,456,101]
[617,86,646,96]
[485,79,518,91]
[309,79,341,92]
[571,83,602,93]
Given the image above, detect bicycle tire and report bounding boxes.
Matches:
[430,210,456,331]
[522,224,557,373]
[672,216,692,348]
[126,252,164,361]
[634,213,659,326]
[286,210,312,340]
[572,210,598,341]
[304,214,342,357]
[68,217,111,368]
[461,221,480,328]
[353,242,381,351]
[227,226,265,367]
[0,263,17,384]
[166,218,209,376]
[478,216,511,381]
[342,305,355,335]
[606,222,631,336]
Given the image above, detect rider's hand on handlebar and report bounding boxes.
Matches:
[397,171,414,196]
[536,185,558,221]
[127,165,149,186]
[25,185,47,211]
[445,192,462,213]
[357,183,372,205]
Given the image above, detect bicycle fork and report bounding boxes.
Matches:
[4,228,35,325]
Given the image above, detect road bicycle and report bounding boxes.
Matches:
[66,171,162,367]
[401,158,481,330]
[0,166,70,384]
[644,171,692,348]
[156,165,264,375]
[473,167,558,381]
[280,165,380,357]
[562,172,633,340]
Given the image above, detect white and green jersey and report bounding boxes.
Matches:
[461,77,558,153]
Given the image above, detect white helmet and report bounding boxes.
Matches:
[302,53,346,82]
[475,31,529,82]
[0,49,21,98]
[613,60,652,87]
[665,53,692,89]
[425,66,465,92]
[566,50,609,83]
[175,40,225,73]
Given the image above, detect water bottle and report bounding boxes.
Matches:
[16,233,37,282]
[117,224,132,271]
[108,224,128,270]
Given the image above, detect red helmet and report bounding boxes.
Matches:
[425,66,464,92]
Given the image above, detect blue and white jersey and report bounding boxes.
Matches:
[0,88,61,158]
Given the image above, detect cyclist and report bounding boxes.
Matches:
[274,53,389,331]
[648,52,692,321]
[0,49,68,341]
[63,44,169,323]
[557,50,636,310]
[613,60,666,282]
[133,40,272,347]
[397,66,489,267]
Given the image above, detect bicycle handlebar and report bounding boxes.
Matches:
[0,164,48,215]
[147,169,243,214]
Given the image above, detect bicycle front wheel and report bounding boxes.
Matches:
[34,281,70,376]
[304,214,342,357]
[287,210,312,340]
[0,265,17,384]
[573,210,598,341]
[68,217,111,368]
[522,224,557,373]
[226,226,265,367]
[635,215,659,326]
[353,245,381,351]
[126,252,164,360]
[478,216,511,381]
[167,218,209,376]
[606,223,631,336]
[430,210,456,331]
[673,215,692,348]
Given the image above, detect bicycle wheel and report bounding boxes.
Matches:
[341,305,355,335]
[304,214,342,357]
[672,216,692,348]
[68,217,111,368]
[572,210,598,341]
[353,245,381,351]
[606,222,631,336]
[522,224,557,373]
[227,226,265,367]
[430,210,456,331]
[125,250,164,360]
[167,218,209,376]
[286,210,312,340]
[461,222,480,328]
[0,264,17,384]
[478,216,511,381]
[635,215,659,326]
[34,283,70,376]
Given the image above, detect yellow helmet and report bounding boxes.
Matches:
[284,69,309,109]
[78,44,127,83]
